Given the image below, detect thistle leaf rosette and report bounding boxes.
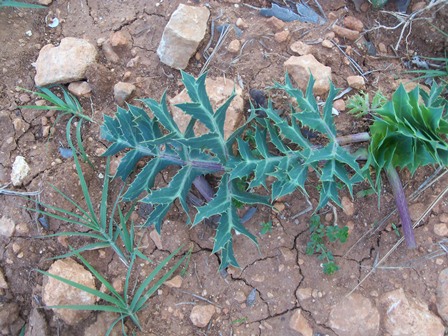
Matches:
[100,71,364,269]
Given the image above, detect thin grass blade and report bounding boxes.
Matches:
[131,246,185,312]
[36,269,124,307]
[47,242,111,260]
[66,118,97,221]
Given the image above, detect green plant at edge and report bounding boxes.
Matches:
[30,119,146,266]
[368,82,448,247]
[0,0,45,8]
[37,246,187,335]
[100,71,364,270]
[405,56,448,85]
[305,214,348,275]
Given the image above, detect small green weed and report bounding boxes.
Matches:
[391,223,401,238]
[306,214,348,275]
[355,188,376,198]
[231,317,248,325]
[259,221,272,235]
[347,90,387,117]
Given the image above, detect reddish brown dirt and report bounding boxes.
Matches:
[0,1,447,335]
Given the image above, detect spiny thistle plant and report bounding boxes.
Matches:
[100,72,365,270]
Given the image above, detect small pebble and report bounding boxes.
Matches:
[43,125,53,137]
[274,30,290,43]
[347,76,366,90]
[343,16,364,32]
[266,16,285,30]
[246,288,257,307]
[236,18,249,29]
[333,25,360,41]
[227,39,241,53]
[12,243,21,253]
[273,202,285,212]
[164,275,183,288]
[19,93,30,103]
[322,39,333,49]
[333,99,346,111]
[378,42,387,53]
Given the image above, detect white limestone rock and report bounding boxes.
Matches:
[11,155,30,186]
[42,258,96,325]
[284,55,332,95]
[157,4,210,70]
[34,37,98,86]
[329,293,380,336]
[381,288,444,336]
[190,304,215,328]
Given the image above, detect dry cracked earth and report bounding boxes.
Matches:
[0,0,448,335]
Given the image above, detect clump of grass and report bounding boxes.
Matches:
[31,121,144,266]
[37,247,187,334]
[33,121,189,333]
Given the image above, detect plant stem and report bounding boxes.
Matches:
[335,132,370,146]
[193,175,215,201]
[385,164,417,248]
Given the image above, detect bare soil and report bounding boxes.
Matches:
[0,1,447,335]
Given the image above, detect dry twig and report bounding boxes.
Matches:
[364,0,447,50]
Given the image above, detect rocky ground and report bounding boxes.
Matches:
[0,0,448,335]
